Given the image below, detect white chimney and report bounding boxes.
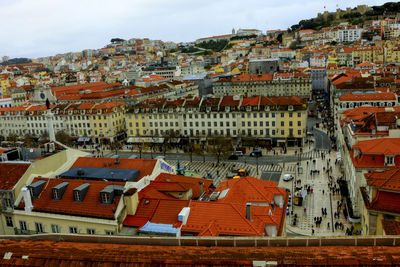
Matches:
[178,207,190,225]
[21,187,33,214]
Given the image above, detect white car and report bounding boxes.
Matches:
[283,174,294,181]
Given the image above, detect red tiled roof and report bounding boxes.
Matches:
[353,138,400,155]
[231,74,273,82]
[182,201,264,236]
[0,163,30,190]
[182,177,288,237]
[154,173,212,199]
[365,168,400,191]
[70,157,156,180]
[382,219,400,235]
[215,177,283,205]
[219,95,240,107]
[241,96,259,106]
[18,177,124,219]
[369,190,400,214]
[124,198,189,227]
[4,239,400,265]
[339,92,396,101]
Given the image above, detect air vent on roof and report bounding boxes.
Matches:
[52,181,69,200]
[77,168,85,176]
[27,180,47,199]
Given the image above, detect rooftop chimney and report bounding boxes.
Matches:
[246,203,252,221]
[21,187,33,214]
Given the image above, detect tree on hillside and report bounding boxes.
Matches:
[111,38,125,43]
[277,33,283,44]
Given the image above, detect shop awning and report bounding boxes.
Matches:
[127,137,165,143]
[77,137,91,142]
[169,138,181,143]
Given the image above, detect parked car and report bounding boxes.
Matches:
[155,156,165,160]
[228,154,239,160]
[250,150,262,157]
[235,147,246,154]
[283,174,294,181]
[234,151,244,156]
[128,154,138,159]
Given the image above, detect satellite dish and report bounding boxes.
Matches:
[29,149,33,153]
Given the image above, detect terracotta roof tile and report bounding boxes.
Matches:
[365,168,400,191]
[0,163,30,190]
[2,240,400,265]
[18,177,124,219]
[154,173,212,199]
[382,219,400,235]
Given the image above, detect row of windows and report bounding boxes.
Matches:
[12,219,115,235]
[145,128,302,137]
[141,111,303,120]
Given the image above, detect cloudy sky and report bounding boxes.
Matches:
[0,0,389,59]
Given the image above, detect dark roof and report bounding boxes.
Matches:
[70,157,156,180]
[60,167,140,182]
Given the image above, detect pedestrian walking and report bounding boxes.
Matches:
[304,207,307,215]
[327,222,330,229]
[322,189,325,195]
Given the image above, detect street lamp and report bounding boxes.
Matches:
[256,154,259,175]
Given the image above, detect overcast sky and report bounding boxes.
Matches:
[0,0,390,59]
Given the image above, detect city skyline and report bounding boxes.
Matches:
[1,0,389,58]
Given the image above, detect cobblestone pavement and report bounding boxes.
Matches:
[280,150,351,237]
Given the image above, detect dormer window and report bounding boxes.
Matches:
[73,183,90,202]
[53,190,59,199]
[52,182,69,200]
[385,155,394,166]
[101,192,111,204]
[74,191,81,201]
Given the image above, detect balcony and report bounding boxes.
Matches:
[14,228,39,235]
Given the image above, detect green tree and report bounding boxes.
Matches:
[208,136,234,165]
[55,131,72,146]
[277,33,283,43]
[38,132,49,145]
[7,133,19,146]
[22,133,36,148]
[110,141,123,156]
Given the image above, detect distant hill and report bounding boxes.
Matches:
[289,2,400,32]
[1,58,32,66]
